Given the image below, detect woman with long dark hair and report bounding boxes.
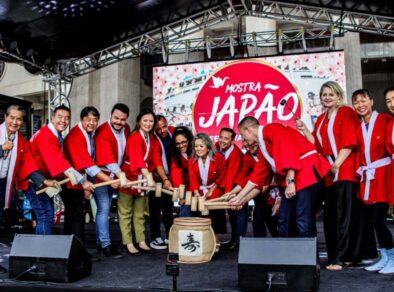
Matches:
[118,108,160,255]
[352,89,394,274]
[170,126,194,217]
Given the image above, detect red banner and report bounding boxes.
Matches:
[193,60,302,140]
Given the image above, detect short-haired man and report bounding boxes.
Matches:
[230,117,330,237]
[94,103,130,258]
[28,105,95,235]
[150,115,175,249]
[64,106,118,243]
[217,127,244,250]
[0,105,58,273]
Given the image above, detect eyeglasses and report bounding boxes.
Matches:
[175,140,188,147]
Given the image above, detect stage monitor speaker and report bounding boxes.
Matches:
[9,234,92,282]
[238,237,319,291]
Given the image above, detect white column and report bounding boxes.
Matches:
[335,32,363,103]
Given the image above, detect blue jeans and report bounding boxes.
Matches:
[278,184,317,237]
[179,205,191,217]
[24,184,54,235]
[236,203,249,240]
[93,185,114,248]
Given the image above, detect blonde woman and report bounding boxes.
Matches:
[188,133,226,249]
[297,81,362,271]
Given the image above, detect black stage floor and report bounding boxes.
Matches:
[1,217,394,291]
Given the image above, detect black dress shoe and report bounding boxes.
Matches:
[221,240,235,248]
[0,265,7,274]
[102,245,124,259]
[125,248,142,256]
[90,254,101,262]
[223,241,239,251]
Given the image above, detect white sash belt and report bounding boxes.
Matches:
[300,150,317,160]
[199,183,215,196]
[357,156,391,200]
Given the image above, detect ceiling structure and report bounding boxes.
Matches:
[0,0,394,78]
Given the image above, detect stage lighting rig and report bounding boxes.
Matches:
[26,0,115,17]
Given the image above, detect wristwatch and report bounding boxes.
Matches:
[286,178,295,185]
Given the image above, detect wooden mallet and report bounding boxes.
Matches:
[184,191,192,205]
[92,172,128,188]
[170,184,185,200]
[36,171,78,196]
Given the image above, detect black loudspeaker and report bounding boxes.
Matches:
[9,234,92,282]
[238,237,319,291]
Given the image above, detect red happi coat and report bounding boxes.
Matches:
[188,153,226,200]
[95,121,130,178]
[250,123,331,192]
[386,118,394,205]
[235,151,260,188]
[29,123,71,178]
[120,130,163,196]
[170,153,190,190]
[313,106,360,184]
[356,112,392,204]
[0,123,37,208]
[221,144,243,193]
[64,124,97,189]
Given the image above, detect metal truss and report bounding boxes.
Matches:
[42,75,72,122]
[62,0,394,78]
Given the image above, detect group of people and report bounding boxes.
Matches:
[1,81,394,276]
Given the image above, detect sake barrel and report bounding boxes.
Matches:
[169,217,216,264]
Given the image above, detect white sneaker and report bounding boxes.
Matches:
[365,249,388,272]
[164,239,169,245]
[150,237,168,250]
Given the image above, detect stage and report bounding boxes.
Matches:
[1,220,394,292]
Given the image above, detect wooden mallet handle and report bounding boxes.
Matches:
[36,177,69,195]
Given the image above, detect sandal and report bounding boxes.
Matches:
[326,261,352,271]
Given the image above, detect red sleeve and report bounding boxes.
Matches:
[128,134,148,173]
[38,129,71,177]
[235,153,253,187]
[269,125,301,175]
[17,136,38,181]
[171,158,184,187]
[222,148,243,192]
[338,106,359,149]
[151,136,163,169]
[95,124,118,166]
[312,115,324,152]
[249,151,273,188]
[386,120,394,154]
[188,159,200,192]
[215,153,227,188]
[64,129,95,171]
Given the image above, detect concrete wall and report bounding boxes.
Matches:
[335,32,363,103]
[0,63,43,97]
[68,58,141,127]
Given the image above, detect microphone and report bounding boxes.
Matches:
[280,99,300,122]
[3,133,15,159]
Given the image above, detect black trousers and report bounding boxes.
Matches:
[252,195,278,238]
[209,209,227,235]
[364,202,394,250]
[323,181,364,264]
[148,191,174,240]
[60,187,85,241]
